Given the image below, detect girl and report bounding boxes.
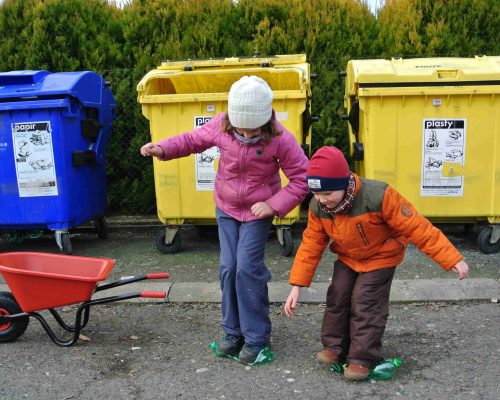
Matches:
[141,76,309,364]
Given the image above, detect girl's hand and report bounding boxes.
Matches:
[250,202,275,218]
[140,142,165,158]
[452,259,469,280]
[284,286,301,317]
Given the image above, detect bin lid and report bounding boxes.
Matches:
[157,54,307,70]
[346,56,500,95]
[0,70,111,107]
[137,54,310,101]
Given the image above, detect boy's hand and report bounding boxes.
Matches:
[452,260,469,280]
[284,286,301,317]
[251,202,275,218]
[140,142,165,158]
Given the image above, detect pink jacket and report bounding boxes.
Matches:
[157,113,309,221]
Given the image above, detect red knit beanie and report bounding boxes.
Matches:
[306,146,350,192]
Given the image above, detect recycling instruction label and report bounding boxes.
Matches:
[421,119,466,197]
[194,116,220,191]
[11,121,58,197]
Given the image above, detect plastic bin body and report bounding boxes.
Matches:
[138,55,312,227]
[0,70,115,231]
[344,56,500,224]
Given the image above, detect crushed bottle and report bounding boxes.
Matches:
[329,360,346,374]
[210,341,274,366]
[368,358,402,380]
[329,358,402,380]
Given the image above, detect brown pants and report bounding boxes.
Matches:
[321,260,396,368]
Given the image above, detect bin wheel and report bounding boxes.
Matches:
[156,230,182,254]
[477,227,500,254]
[61,233,72,255]
[94,216,109,240]
[280,229,294,257]
[0,292,29,343]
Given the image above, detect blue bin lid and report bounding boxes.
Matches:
[0,70,114,108]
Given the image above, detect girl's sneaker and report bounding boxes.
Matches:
[216,334,244,356]
[238,343,265,364]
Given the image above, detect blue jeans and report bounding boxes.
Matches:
[216,207,273,346]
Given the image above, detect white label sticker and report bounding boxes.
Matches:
[11,121,58,197]
[308,178,322,189]
[193,116,220,191]
[421,118,466,197]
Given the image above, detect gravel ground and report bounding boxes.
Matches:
[0,302,498,400]
[1,221,498,399]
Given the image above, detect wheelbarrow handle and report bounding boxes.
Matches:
[141,291,167,299]
[147,273,170,279]
[95,272,170,292]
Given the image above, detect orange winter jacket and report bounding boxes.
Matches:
[289,174,463,287]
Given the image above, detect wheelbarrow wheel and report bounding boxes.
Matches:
[0,292,29,343]
[156,230,182,254]
[94,216,109,240]
[477,227,500,254]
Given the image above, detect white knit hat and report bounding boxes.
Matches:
[228,76,273,129]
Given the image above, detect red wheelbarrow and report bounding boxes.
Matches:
[0,252,169,346]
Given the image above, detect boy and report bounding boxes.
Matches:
[284,146,468,380]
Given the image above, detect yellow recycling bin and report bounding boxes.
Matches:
[343,55,500,254]
[137,54,313,255]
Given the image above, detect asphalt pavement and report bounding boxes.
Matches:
[1,218,499,400]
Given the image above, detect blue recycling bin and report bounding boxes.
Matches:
[0,70,115,253]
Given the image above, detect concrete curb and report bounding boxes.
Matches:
[1,279,498,305]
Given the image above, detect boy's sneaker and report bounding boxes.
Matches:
[216,334,244,356]
[238,343,266,365]
[344,363,370,380]
[316,348,340,364]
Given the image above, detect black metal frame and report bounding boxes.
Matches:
[0,273,168,346]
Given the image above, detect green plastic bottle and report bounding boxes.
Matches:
[210,342,274,365]
[368,358,402,380]
[329,358,402,380]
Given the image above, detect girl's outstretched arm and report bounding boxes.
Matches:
[140,142,165,158]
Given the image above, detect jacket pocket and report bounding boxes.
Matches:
[356,223,369,246]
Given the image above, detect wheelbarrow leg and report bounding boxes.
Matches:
[48,305,91,332]
[29,308,86,347]
[28,291,166,346]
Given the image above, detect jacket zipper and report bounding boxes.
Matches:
[356,223,369,245]
[385,236,405,250]
[238,145,245,215]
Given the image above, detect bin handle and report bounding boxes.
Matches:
[0,71,50,86]
[437,70,458,79]
[0,98,75,114]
